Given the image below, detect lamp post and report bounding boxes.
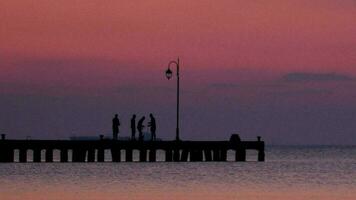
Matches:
[165,58,180,141]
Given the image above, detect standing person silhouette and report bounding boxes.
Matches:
[112,114,120,140]
[148,113,156,141]
[137,116,145,141]
[130,115,136,141]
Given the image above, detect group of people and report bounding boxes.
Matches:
[112,113,156,141]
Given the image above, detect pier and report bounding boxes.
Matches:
[0,134,265,162]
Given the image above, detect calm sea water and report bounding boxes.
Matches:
[0,146,355,200]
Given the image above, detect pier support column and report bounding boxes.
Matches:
[60,149,68,162]
[213,149,220,161]
[73,149,86,162]
[236,149,246,162]
[190,150,203,162]
[87,149,95,162]
[125,149,133,162]
[19,149,27,162]
[258,150,265,162]
[33,149,41,162]
[173,149,180,162]
[149,149,156,162]
[220,149,227,161]
[180,149,189,161]
[97,149,105,162]
[190,150,196,161]
[111,148,121,162]
[0,148,14,162]
[165,149,173,162]
[45,149,53,162]
[197,150,203,161]
[189,150,196,161]
[139,149,147,162]
[204,150,212,161]
[72,149,78,162]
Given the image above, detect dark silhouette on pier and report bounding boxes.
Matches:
[112,114,120,140]
[0,134,265,163]
[130,115,136,141]
[148,114,156,141]
[137,116,145,141]
[0,114,266,163]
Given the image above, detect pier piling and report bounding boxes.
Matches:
[97,149,105,162]
[0,148,13,162]
[181,149,189,161]
[258,149,265,162]
[34,149,41,162]
[45,149,53,162]
[19,149,27,162]
[165,149,173,162]
[149,149,156,162]
[125,149,133,162]
[173,150,180,162]
[213,149,220,161]
[236,148,246,162]
[111,148,121,162]
[139,149,147,162]
[60,149,68,162]
[204,150,212,161]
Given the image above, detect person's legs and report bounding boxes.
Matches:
[138,131,142,141]
[131,130,135,140]
[113,129,118,140]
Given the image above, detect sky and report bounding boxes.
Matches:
[1,0,356,144]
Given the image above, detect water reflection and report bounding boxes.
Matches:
[1,146,356,200]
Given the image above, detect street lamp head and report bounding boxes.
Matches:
[165,68,173,80]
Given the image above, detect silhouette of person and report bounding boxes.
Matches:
[137,116,145,141]
[148,113,156,141]
[130,115,136,140]
[112,114,120,140]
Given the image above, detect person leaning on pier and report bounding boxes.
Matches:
[148,113,156,141]
[112,114,120,140]
[137,116,145,141]
[130,114,136,140]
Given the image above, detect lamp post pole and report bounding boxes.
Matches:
[176,58,180,141]
[166,58,180,141]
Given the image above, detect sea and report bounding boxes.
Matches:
[0,146,355,200]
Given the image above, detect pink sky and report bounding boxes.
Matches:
[2,0,356,70]
[0,0,356,144]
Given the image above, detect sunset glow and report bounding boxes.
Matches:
[1,0,356,144]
